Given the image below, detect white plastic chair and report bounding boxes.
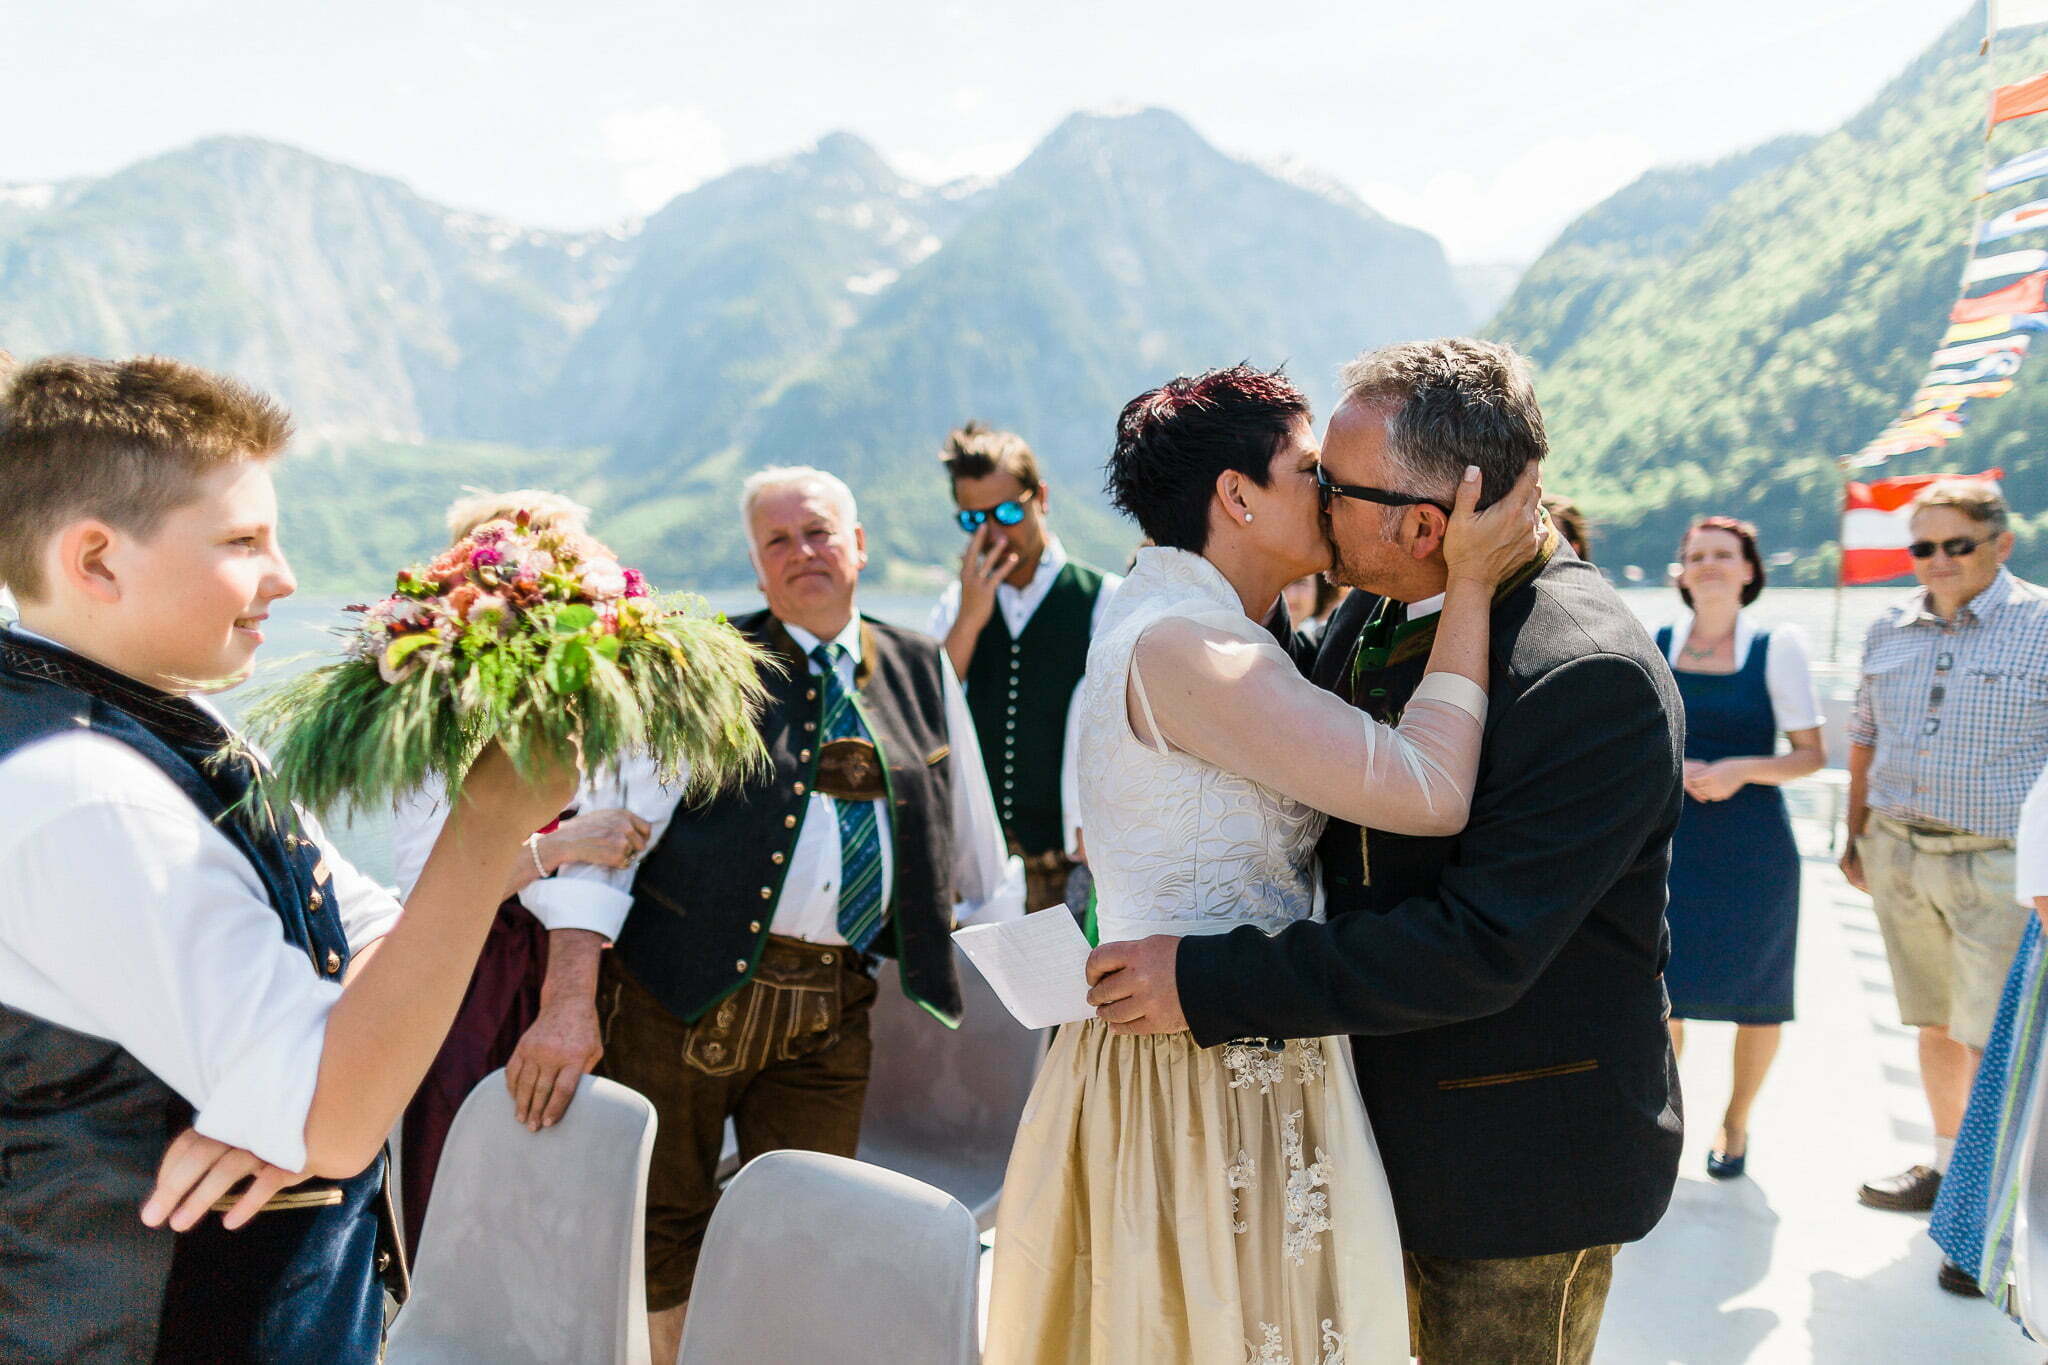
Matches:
[384,1069,657,1365]
[677,1150,980,1365]
[858,943,1043,1229]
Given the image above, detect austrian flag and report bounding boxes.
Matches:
[1841,470,2004,585]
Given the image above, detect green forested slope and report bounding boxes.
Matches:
[1493,7,2048,580]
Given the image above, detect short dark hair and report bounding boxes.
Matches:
[1106,364,1311,553]
[1678,515,1765,608]
[940,420,1041,492]
[1339,337,1545,507]
[0,354,291,600]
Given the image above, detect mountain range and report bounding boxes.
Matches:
[0,110,1472,594]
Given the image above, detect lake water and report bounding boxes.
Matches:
[209,583,1910,884]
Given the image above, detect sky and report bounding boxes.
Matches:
[0,0,1973,262]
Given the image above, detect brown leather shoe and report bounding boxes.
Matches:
[1858,1163,1942,1212]
[1938,1258,1985,1298]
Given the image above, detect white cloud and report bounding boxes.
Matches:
[891,138,1031,188]
[1363,133,1657,263]
[602,105,731,214]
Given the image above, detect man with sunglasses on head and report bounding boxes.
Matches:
[929,422,1121,913]
[1842,480,2048,1270]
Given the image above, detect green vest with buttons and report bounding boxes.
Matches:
[611,610,964,1028]
[964,559,1105,857]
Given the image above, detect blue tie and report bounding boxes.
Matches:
[811,643,886,951]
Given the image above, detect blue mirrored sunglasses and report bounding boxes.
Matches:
[956,493,1034,533]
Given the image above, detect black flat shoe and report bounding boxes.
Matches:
[1938,1258,1984,1298]
[1707,1146,1747,1180]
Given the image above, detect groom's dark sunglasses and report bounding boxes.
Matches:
[1314,463,1450,516]
[956,491,1035,533]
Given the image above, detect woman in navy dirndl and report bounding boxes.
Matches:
[1658,517,1825,1178]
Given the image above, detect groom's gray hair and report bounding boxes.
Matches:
[1338,338,1546,509]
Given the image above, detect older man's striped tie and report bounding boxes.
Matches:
[811,643,885,951]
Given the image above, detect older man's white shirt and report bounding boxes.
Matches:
[523,617,1020,941]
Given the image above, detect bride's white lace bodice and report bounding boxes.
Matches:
[1078,548,1324,941]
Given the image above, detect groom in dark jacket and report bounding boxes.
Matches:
[1086,338,1684,1364]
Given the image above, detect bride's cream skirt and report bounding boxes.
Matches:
[984,1021,1409,1365]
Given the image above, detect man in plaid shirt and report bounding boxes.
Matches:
[1841,481,2048,1264]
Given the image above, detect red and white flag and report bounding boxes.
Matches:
[1841,470,2003,585]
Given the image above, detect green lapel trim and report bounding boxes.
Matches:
[1347,527,1561,700]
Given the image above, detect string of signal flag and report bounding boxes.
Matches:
[1838,1,2048,582]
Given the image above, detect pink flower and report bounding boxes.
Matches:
[622,568,650,598]
[469,545,505,569]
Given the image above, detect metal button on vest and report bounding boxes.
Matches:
[821,953,835,965]
[735,959,748,972]
[806,689,818,702]
[772,852,786,865]
[799,749,812,762]
[794,782,807,796]
[760,886,773,899]
[785,814,798,828]
[309,889,324,911]
[324,949,341,974]
[804,721,816,733]
[749,920,762,933]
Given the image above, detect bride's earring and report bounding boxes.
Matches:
[1244,513,1254,523]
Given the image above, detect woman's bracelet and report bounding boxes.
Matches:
[526,832,549,879]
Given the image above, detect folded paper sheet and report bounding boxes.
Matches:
[953,911,1095,1030]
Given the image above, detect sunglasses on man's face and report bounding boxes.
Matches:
[956,491,1035,534]
[1908,535,1996,560]
[1313,463,1450,515]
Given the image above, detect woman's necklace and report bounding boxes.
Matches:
[1682,632,1733,662]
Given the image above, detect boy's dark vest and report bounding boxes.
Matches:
[613,612,965,1026]
[0,634,389,1364]
[963,560,1104,856]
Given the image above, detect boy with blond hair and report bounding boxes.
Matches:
[0,355,571,1361]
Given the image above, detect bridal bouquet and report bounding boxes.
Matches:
[248,512,770,815]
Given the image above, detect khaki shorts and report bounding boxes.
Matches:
[1860,813,2025,1050]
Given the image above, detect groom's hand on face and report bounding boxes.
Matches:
[1085,936,1186,1035]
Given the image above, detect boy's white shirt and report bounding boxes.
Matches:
[0,625,400,1173]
